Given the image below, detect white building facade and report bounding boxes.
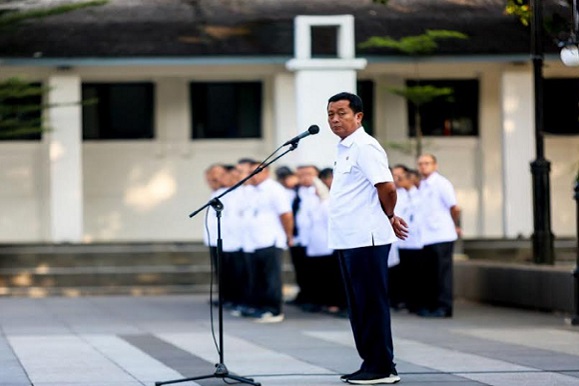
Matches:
[1,14,578,244]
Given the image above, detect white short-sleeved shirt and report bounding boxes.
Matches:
[294,185,317,246]
[245,178,292,250]
[203,187,245,252]
[238,185,257,253]
[203,188,223,248]
[418,172,458,245]
[306,198,334,257]
[328,127,397,250]
[395,186,424,250]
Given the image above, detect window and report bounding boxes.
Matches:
[311,26,338,58]
[357,80,374,136]
[190,82,262,139]
[82,83,154,140]
[0,81,42,141]
[407,79,479,137]
[544,78,579,135]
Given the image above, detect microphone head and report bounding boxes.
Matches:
[308,125,320,135]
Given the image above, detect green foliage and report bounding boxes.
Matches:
[359,30,468,55]
[505,0,531,26]
[390,85,453,106]
[0,1,107,139]
[0,78,49,139]
[359,29,467,156]
[372,0,390,5]
[0,0,108,29]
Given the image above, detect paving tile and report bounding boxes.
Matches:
[0,296,578,386]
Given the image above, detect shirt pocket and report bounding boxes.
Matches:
[334,160,352,174]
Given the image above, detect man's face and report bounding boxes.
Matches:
[222,169,240,187]
[281,174,299,189]
[417,155,437,177]
[392,167,412,190]
[249,164,269,186]
[205,167,225,191]
[327,99,363,139]
[297,166,318,187]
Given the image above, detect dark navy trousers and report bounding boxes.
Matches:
[337,244,395,374]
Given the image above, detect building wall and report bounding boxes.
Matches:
[0,60,577,243]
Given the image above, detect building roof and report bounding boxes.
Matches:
[0,0,572,60]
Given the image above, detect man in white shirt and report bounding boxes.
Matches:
[416,154,461,318]
[327,92,407,385]
[391,164,424,313]
[203,164,226,307]
[242,161,293,323]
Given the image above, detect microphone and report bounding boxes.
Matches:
[283,125,320,146]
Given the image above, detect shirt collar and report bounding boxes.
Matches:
[422,171,440,186]
[338,126,365,148]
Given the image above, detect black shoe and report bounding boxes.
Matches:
[346,369,400,384]
[418,308,452,318]
[340,369,362,383]
[300,303,322,313]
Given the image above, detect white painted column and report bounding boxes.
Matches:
[46,74,83,242]
[501,71,535,238]
[286,15,367,168]
[154,78,190,156]
[479,70,504,237]
[272,73,298,165]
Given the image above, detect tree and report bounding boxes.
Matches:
[0,0,107,139]
[359,30,468,157]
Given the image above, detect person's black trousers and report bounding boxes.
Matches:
[423,241,454,313]
[289,245,309,303]
[221,250,246,306]
[250,246,283,315]
[338,244,395,374]
[307,253,347,309]
[398,248,426,313]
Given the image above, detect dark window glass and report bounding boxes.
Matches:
[311,26,338,58]
[0,81,42,141]
[190,82,262,139]
[544,78,579,135]
[357,80,374,136]
[407,79,479,137]
[82,83,154,140]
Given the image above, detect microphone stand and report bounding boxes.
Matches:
[155,141,300,386]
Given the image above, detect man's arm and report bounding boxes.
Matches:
[279,212,294,246]
[375,181,408,240]
[451,205,462,238]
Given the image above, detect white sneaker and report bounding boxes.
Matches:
[254,311,284,323]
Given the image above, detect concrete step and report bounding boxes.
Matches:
[0,243,295,297]
[462,238,577,262]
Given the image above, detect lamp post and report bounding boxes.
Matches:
[572,180,579,325]
[530,0,555,265]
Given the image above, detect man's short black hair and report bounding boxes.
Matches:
[328,92,364,114]
[319,167,333,180]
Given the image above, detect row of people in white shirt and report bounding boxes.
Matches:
[201,155,460,319]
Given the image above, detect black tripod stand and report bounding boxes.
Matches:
[155,142,301,386]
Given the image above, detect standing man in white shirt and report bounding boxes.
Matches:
[242,161,293,323]
[416,154,461,318]
[391,164,424,313]
[327,92,407,385]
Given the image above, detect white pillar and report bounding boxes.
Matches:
[46,74,83,243]
[501,71,535,238]
[154,78,190,156]
[286,15,367,168]
[479,70,504,237]
[273,73,298,165]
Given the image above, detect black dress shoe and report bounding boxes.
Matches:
[418,308,452,318]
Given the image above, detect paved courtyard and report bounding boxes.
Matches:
[1,294,579,386]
